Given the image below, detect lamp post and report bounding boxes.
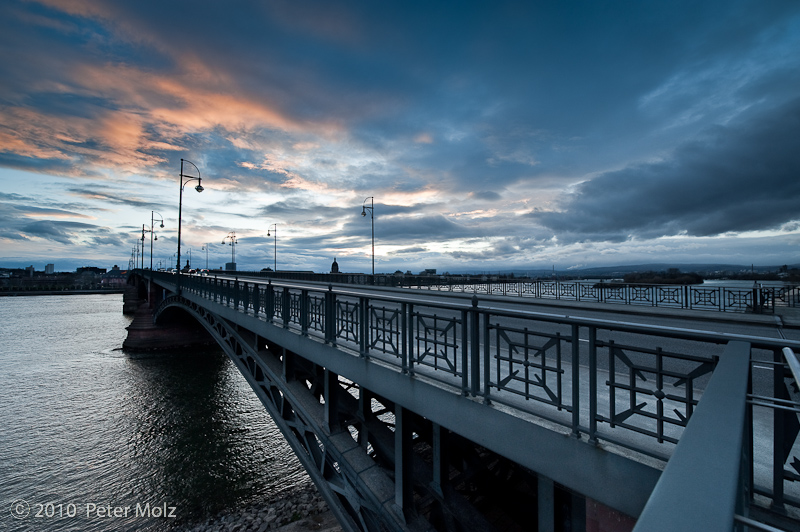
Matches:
[267,224,277,271]
[222,232,237,270]
[361,196,374,276]
[140,225,149,269]
[177,159,204,273]
[150,211,164,270]
[201,244,209,270]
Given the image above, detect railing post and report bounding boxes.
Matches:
[752,285,760,314]
[324,285,335,344]
[300,289,309,336]
[282,287,291,328]
[401,302,409,373]
[588,326,598,445]
[483,308,491,405]
[359,296,369,357]
[571,324,581,438]
[470,296,480,398]
[407,303,415,375]
[771,347,786,513]
[252,283,260,316]
[461,308,469,394]
[234,278,240,310]
[266,281,274,321]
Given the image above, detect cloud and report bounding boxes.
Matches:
[531,97,800,242]
[19,220,98,244]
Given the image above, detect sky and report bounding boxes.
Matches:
[1,0,799,274]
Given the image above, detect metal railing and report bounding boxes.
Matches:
[406,278,799,314]
[146,271,800,528]
[214,270,800,314]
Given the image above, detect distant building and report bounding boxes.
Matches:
[45,264,55,274]
[420,269,437,276]
[101,265,126,287]
[331,258,339,274]
[77,266,106,275]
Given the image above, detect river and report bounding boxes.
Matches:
[0,294,309,531]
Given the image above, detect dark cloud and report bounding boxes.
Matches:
[19,220,98,244]
[67,187,170,210]
[468,191,503,201]
[532,97,800,241]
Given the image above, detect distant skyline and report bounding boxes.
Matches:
[1,1,799,273]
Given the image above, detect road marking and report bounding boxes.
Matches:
[753,364,774,371]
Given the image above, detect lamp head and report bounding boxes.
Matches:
[160,222,164,228]
[195,184,204,193]
[154,235,158,241]
[361,208,366,217]
[267,231,271,237]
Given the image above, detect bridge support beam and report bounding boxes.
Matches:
[325,369,340,433]
[538,476,555,532]
[394,405,413,522]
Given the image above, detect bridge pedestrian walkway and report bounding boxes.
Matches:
[141,272,800,531]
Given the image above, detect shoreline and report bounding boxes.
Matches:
[0,289,125,297]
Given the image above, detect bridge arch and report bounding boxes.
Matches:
[152,295,397,532]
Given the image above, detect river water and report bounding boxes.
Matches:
[0,294,309,532]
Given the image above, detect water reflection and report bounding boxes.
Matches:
[0,295,307,532]
[122,350,308,526]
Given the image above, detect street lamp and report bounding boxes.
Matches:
[177,158,204,273]
[140,225,151,269]
[149,211,164,270]
[131,243,140,270]
[361,196,374,276]
[222,231,237,270]
[267,224,277,271]
[201,243,210,270]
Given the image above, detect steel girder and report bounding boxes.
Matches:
[154,295,406,531]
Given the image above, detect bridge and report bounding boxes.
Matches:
[124,271,800,532]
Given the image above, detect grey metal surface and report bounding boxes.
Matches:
[633,341,750,532]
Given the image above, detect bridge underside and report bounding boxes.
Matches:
[141,286,655,532]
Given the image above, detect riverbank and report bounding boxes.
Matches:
[178,484,343,532]
[0,289,125,296]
